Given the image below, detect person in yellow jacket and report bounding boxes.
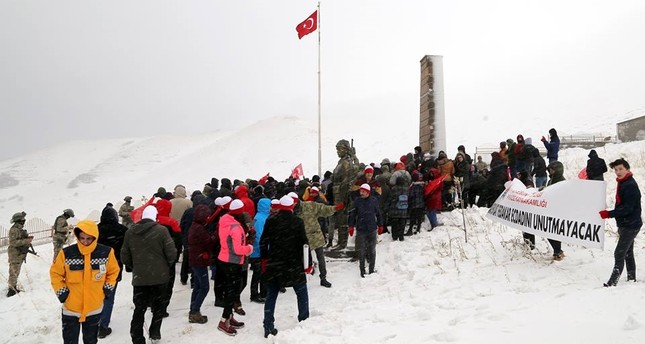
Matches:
[50,220,120,344]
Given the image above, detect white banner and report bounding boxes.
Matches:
[485,179,606,249]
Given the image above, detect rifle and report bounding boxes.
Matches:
[20,243,39,263]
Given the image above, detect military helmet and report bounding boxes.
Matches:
[10,211,26,224]
[124,196,132,202]
[336,139,351,149]
[63,208,75,217]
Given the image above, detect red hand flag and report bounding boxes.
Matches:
[296,10,317,39]
[291,163,304,179]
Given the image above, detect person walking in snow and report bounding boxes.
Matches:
[260,195,310,338]
[96,205,128,338]
[50,220,120,344]
[349,183,384,277]
[121,205,177,344]
[599,158,642,287]
[249,198,271,302]
[6,211,32,297]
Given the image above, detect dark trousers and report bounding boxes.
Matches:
[160,263,176,314]
[314,247,328,280]
[548,239,562,255]
[131,284,166,344]
[356,230,377,274]
[608,227,640,284]
[62,313,100,344]
[190,266,209,312]
[408,208,425,233]
[390,218,406,241]
[249,258,266,299]
[523,232,535,249]
[263,282,309,333]
[99,282,118,329]
[220,262,243,319]
[180,249,191,284]
[212,261,225,304]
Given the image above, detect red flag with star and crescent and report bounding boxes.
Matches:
[296,10,317,39]
[291,163,304,179]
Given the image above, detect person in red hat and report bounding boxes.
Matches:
[348,184,384,277]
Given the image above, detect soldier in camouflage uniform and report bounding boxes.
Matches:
[52,208,75,262]
[7,211,33,297]
[119,196,135,228]
[296,199,343,287]
[330,139,359,250]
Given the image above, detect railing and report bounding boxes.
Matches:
[0,218,57,252]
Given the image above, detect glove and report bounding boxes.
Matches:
[57,287,70,303]
[541,136,546,142]
[377,226,384,235]
[599,210,610,219]
[261,259,267,273]
[335,203,345,212]
[348,227,355,237]
[304,264,314,275]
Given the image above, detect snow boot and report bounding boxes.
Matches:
[264,328,278,338]
[233,302,246,316]
[217,318,237,336]
[6,287,18,298]
[320,278,332,288]
[188,311,208,324]
[229,315,245,329]
[97,326,112,338]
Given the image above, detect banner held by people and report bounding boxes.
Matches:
[485,179,606,249]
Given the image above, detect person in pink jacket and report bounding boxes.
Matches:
[217,199,254,336]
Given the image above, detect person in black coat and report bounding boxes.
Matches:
[586,150,608,181]
[97,204,128,338]
[260,195,309,338]
[599,158,642,286]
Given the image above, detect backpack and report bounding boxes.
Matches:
[396,194,408,210]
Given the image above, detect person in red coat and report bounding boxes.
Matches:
[424,168,444,230]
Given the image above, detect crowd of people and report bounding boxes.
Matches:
[4,131,641,343]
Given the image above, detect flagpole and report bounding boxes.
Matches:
[317,0,322,177]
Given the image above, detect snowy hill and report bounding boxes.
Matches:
[1,117,644,344]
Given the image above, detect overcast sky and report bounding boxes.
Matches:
[1,0,644,160]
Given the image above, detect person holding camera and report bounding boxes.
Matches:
[7,211,33,297]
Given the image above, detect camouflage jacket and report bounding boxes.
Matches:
[8,223,30,263]
[53,216,69,238]
[297,201,336,250]
[118,203,134,224]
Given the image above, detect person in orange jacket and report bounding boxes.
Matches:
[50,220,120,344]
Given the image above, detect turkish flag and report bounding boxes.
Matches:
[296,10,317,39]
[291,163,304,179]
[259,172,270,185]
[578,168,588,180]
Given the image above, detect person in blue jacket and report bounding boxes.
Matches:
[249,198,271,302]
[540,128,560,163]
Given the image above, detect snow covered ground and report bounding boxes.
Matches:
[1,117,644,343]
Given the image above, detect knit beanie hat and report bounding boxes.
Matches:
[142,205,158,221]
[360,183,371,193]
[229,199,245,215]
[364,166,374,173]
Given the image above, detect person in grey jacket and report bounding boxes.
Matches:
[121,205,177,344]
